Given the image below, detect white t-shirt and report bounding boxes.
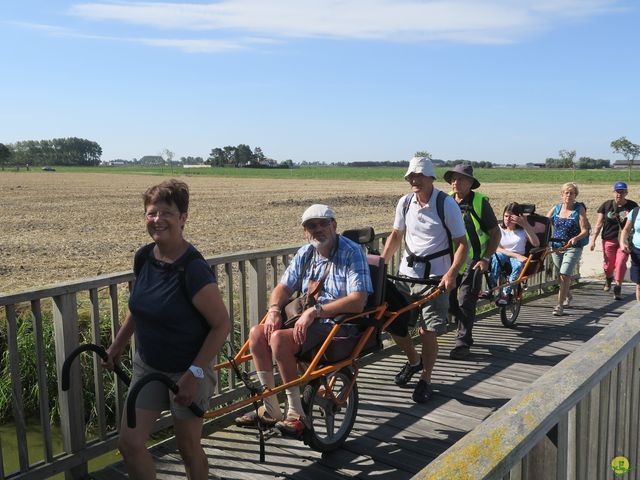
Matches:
[499,226,527,255]
[393,188,466,277]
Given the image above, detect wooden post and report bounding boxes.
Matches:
[52,293,88,480]
[557,413,569,480]
[630,345,640,472]
[6,305,29,472]
[567,406,577,480]
[586,385,600,477]
[248,258,266,327]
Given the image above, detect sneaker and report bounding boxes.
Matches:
[496,295,509,307]
[394,360,423,386]
[412,379,434,403]
[275,416,305,438]
[613,285,622,300]
[449,346,470,360]
[552,304,564,316]
[562,292,572,307]
[604,277,613,292]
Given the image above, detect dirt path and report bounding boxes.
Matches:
[0,172,622,293]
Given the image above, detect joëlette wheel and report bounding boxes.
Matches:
[302,367,358,452]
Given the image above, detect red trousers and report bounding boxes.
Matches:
[602,239,629,282]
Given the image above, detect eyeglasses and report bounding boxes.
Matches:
[562,191,577,196]
[144,210,179,220]
[304,219,331,230]
[615,189,628,194]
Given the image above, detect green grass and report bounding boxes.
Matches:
[8,164,640,184]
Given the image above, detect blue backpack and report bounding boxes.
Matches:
[551,202,590,248]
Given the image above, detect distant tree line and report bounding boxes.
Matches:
[444,159,494,168]
[180,156,205,165]
[345,161,410,167]
[545,149,610,169]
[1,138,102,168]
[340,159,494,168]
[207,144,276,167]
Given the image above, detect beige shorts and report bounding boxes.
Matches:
[128,353,216,420]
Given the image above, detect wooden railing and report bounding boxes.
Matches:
[0,232,566,480]
[414,302,640,480]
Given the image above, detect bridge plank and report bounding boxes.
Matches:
[90,282,630,479]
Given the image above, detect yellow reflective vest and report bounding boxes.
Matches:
[450,191,490,273]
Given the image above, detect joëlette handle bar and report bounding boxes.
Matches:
[61,342,204,427]
[61,343,130,391]
[126,373,204,428]
[548,238,572,253]
[386,274,443,286]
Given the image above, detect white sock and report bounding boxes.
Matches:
[285,387,304,419]
[256,371,283,420]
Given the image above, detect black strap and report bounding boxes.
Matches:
[404,245,450,279]
[631,207,640,227]
[401,190,453,277]
[435,190,453,263]
[133,242,206,304]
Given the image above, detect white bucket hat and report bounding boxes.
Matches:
[301,204,335,225]
[404,156,436,179]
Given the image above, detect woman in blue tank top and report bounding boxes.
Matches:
[546,182,590,316]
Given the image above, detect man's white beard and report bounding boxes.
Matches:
[309,238,330,249]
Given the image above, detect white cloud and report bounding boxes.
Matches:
[139,37,245,53]
[68,0,621,42]
[10,21,249,52]
[14,0,623,53]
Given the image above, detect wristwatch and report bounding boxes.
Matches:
[188,365,205,379]
[480,256,491,263]
[314,303,323,317]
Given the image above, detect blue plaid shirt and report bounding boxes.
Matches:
[280,235,373,322]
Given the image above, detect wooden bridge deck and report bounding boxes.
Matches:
[92,280,636,480]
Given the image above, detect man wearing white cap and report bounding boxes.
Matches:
[382,156,468,403]
[236,204,373,435]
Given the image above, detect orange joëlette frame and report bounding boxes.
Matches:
[486,240,571,298]
[205,286,444,420]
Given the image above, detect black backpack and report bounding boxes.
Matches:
[133,242,207,302]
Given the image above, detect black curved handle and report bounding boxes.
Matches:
[126,372,204,428]
[61,343,130,391]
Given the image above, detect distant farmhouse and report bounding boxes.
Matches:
[613,160,640,169]
[105,159,128,166]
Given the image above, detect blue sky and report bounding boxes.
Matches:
[1,0,638,164]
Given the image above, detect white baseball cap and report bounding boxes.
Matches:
[404,156,436,180]
[301,204,335,225]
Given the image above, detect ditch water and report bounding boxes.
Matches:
[0,422,120,478]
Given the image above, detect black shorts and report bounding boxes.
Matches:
[630,245,640,284]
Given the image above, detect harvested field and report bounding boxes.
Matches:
[0,171,618,294]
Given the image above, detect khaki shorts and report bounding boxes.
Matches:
[128,353,216,420]
[552,246,583,276]
[395,278,448,336]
